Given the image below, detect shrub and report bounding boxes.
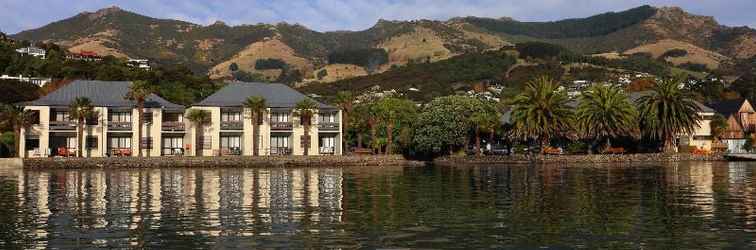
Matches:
[255,58,287,70]
[566,141,589,154]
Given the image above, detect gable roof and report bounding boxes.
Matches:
[25,80,183,109]
[708,99,748,116]
[194,81,334,109]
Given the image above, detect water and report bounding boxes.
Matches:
[1,162,755,249]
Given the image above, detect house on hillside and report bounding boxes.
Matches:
[190,82,343,156]
[0,74,52,86]
[127,59,151,70]
[66,50,103,61]
[20,80,186,158]
[15,46,46,59]
[709,99,756,153]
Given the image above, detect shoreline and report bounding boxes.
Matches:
[22,155,425,169]
[433,153,727,166]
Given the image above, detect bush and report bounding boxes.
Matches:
[566,141,589,154]
[317,69,328,80]
[660,49,688,59]
[255,58,288,70]
[327,48,388,72]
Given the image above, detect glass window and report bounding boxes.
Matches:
[319,113,337,123]
[162,137,184,155]
[66,137,78,148]
[271,112,289,122]
[109,137,131,149]
[55,111,70,122]
[86,136,98,149]
[220,136,241,149]
[109,112,132,122]
[221,112,241,122]
[320,136,335,148]
[271,136,290,148]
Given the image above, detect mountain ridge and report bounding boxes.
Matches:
[11,5,756,83]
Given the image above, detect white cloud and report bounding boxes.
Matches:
[1,0,754,34]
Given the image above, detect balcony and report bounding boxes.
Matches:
[270,122,293,130]
[221,121,243,130]
[270,147,292,156]
[318,122,340,131]
[162,121,185,132]
[49,121,76,130]
[319,146,335,155]
[108,121,132,131]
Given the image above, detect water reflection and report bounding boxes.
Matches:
[0,162,755,249]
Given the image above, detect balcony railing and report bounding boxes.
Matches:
[270,147,292,156]
[270,122,293,130]
[318,122,340,131]
[49,121,76,130]
[221,121,243,130]
[162,121,185,131]
[319,147,335,155]
[108,121,132,131]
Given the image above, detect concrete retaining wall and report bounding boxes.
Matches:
[434,153,726,166]
[0,158,24,169]
[23,155,424,169]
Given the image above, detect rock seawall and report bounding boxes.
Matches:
[24,155,424,169]
[434,153,725,166]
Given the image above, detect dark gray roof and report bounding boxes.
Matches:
[26,80,183,109]
[194,82,334,109]
[627,91,715,113]
[707,99,746,116]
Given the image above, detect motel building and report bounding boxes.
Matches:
[20,80,342,158]
[189,82,343,156]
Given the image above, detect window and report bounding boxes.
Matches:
[144,112,153,124]
[109,112,132,122]
[220,136,241,149]
[66,137,78,149]
[271,135,290,148]
[221,112,241,122]
[319,113,337,123]
[54,111,70,122]
[29,110,40,124]
[162,137,184,155]
[25,139,39,150]
[109,137,131,149]
[320,136,335,148]
[271,112,289,123]
[141,137,153,149]
[86,136,98,149]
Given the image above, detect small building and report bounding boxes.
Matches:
[66,50,103,61]
[15,46,46,59]
[709,99,756,153]
[190,82,343,156]
[0,74,52,86]
[20,80,185,158]
[127,59,151,70]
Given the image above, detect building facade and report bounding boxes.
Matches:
[189,82,342,156]
[20,80,186,158]
[709,99,756,153]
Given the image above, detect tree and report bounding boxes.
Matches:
[637,75,702,152]
[413,96,489,155]
[509,76,573,154]
[294,99,318,156]
[243,96,266,156]
[186,109,211,156]
[126,80,156,157]
[576,84,638,152]
[0,105,36,158]
[69,97,96,157]
[710,114,728,141]
[333,91,354,153]
[744,134,754,153]
[374,98,418,154]
[470,105,501,156]
[229,62,239,72]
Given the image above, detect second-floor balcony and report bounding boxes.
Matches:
[221,121,243,130]
[271,122,293,130]
[270,147,292,156]
[49,121,76,130]
[162,121,185,132]
[318,122,340,131]
[108,121,132,131]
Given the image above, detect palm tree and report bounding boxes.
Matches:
[576,84,638,153]
[294,99,318,156]
[70,97,96,157]
[509,76,573,154]
[186,109,211,157]
[334,91,354,153]
[0,105,36,158]
[637,76,702,152]
[470,109,501,156]
[243,96,267,156]
[126,80,156,157]
[375,98,417,155]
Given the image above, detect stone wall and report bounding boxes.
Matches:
[434,153,726,166]
[24,155,424,169]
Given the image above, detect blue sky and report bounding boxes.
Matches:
[1,0,755,34]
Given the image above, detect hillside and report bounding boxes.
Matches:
[11,5,756,85]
